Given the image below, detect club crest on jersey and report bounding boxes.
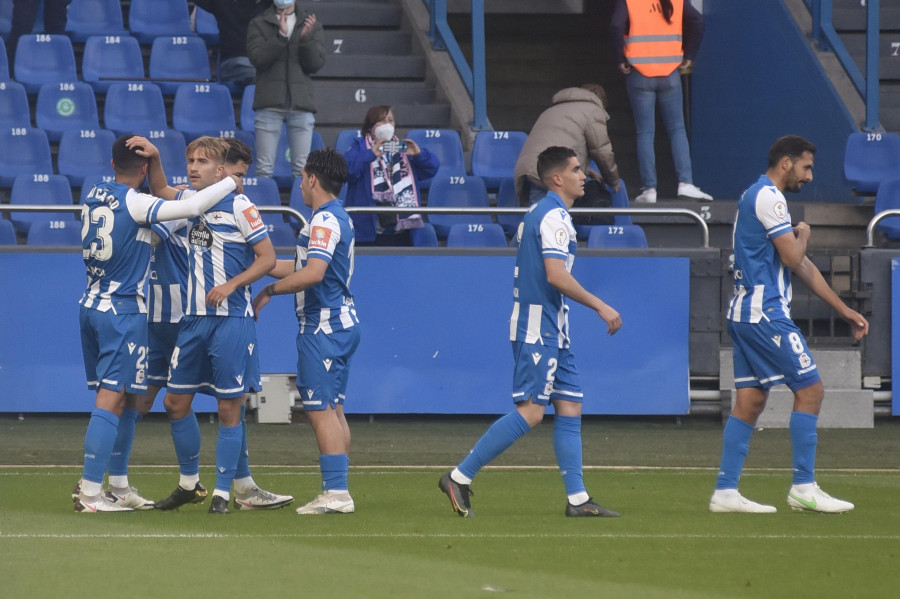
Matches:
[189,222,214,251]
[242,206,265,230]
[309,226,332,250]
[554,228,568,247]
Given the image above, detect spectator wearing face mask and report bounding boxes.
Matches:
[343,105,440,246]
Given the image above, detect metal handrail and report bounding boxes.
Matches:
[864,208,900,247]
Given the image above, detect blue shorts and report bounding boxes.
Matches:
[511,342,583,406]
[728,319,820,392]
[167,315,262,399]
[147,321,181,386]
[296,327,360,411]
[79,307,148,394]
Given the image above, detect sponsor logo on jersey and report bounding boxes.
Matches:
[531,352,542,365]
[774,201,787,220]
[189,222,214,251]
[235,374,243,385]
[306,389,314,399]
[128,342,136,354]
[248,343,255,355]
[309,226,332,250]
[242,206,265,230]
[554,228,568,247]
[771,335,781,347]
[323,359,333,372]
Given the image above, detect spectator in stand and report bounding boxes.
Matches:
[193,0,273,87]
[343,105,440,246]
[5,0,71,64]
[610,0,713,203]
[247,0,326,179]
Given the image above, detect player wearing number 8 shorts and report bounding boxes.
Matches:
[711,136,869,514]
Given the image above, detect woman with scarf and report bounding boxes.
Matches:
[343,106,440,245]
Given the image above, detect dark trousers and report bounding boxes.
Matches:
[6,0,71,61]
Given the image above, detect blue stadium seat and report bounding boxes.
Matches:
[79,174,114,204]
[240,84,256,130]
[193,6,220,46]
[272,128,296,188]
[288,176,313,225]
[103,82,167,137]
[149,35,212,95]
[0,0,11,37]
[0,39,9,81]
[13,34,77,93]
[406,128,466,188]
[311,130,325,153]
[334,128,362,153]
[242,176,281,207]
[426,170,492,238]
[471,130,527,191]
[26,218,83,246]
[844,132,900,195]
[172,83,236,141]
[66,0,126,42]
[446,223,508,248]
[874,178,900,240]
[495,177,522,236]
[0,128,52,187]
[9,173,74,233]
[139,130,188,186]
[0,218,16,244]
[586,224,648,248]
[35,82,100,142]
[57,129,117,187]
[0,80,30,128]
[574,178,632,239]
[409,222,438,247]
[81,35,145,93]
[128,0,194,44]
[265,222,297,248]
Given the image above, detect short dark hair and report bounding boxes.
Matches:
[361,105,391,138]
[305,148,348,196]
[580,83,607,108]
[536,146,577,185]
[224,137,253,166]
[112,134,149,173]
[768,135,817,168]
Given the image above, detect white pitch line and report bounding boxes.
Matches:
[0,465,897,473]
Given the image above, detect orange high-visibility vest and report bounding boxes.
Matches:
[624,0,684,77]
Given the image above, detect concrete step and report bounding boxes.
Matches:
[298,1,402,28]
[313,54,425,79]
[323,30,411,56]
[315,82,436,107]
[839,34,900,80]
[832,7,900,31]
[315,102,451,128]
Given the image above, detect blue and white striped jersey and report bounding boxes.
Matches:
[184,193,269,317]
[294,199,359,335]
[509,191,576,348]
[726,175,795,323]
[148,217,189,324]
[80,181,166,314]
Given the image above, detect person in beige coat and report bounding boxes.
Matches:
[514,84,621,205]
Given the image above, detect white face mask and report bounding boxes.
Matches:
[373,123,394,142]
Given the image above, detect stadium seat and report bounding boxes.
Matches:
[334,128,362,153]
[0,128,52,187]
[35,82,100,142]
[610,179,632,226]
[446,222,508,248]
[65,0,126,42]
[0,39,9,81]
[426,170,492,238]
[57,129,117,187]
[0,218,16,244]
[873,178,900,240]
[409,222,438,247]
[193,6,220,46]
[843,132,900,195]
[586,224,648,248]
[0,80,30,128]
[9,173,74,234]
[81,35,145,94]
[171,83,236,141]
[287,175,313,224]
[0,0,10,37]
[265,222,297,248]
[13,34,77,93]
[128,0,194,44]
[79,174,114,204]
[406,128,466,188]
[242,176,281,207]
[240,84,256,130]
[103,82,167,137]
[26,218,82,246]
[471,130,527,191]
[272,128,298,188]
[311,130,325,153]
[495,177,523,236]
[149,35,212,95]
[139,130,189,186]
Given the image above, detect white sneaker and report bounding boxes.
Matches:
[295,491,355,515]
[709,489,777,513]
[233,486,294,511]
[677,182,713,201]
[787,483,854,513]
[107,486,156,510]
[74,491,134,513]
[635,188,657,204]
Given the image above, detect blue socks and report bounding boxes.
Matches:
[171,411,201,476]
[553,415,585,496]
[82,408,119,484]
[320,454,349,492]
[458,410,531,480]
[236,404,251,481]
[108,408,140,477]
[715,416,754,490]
[790,411,818,485]
[214,423,243,492]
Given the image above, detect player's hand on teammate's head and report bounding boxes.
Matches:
[125,135,159,159]
[230,174,244,194]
